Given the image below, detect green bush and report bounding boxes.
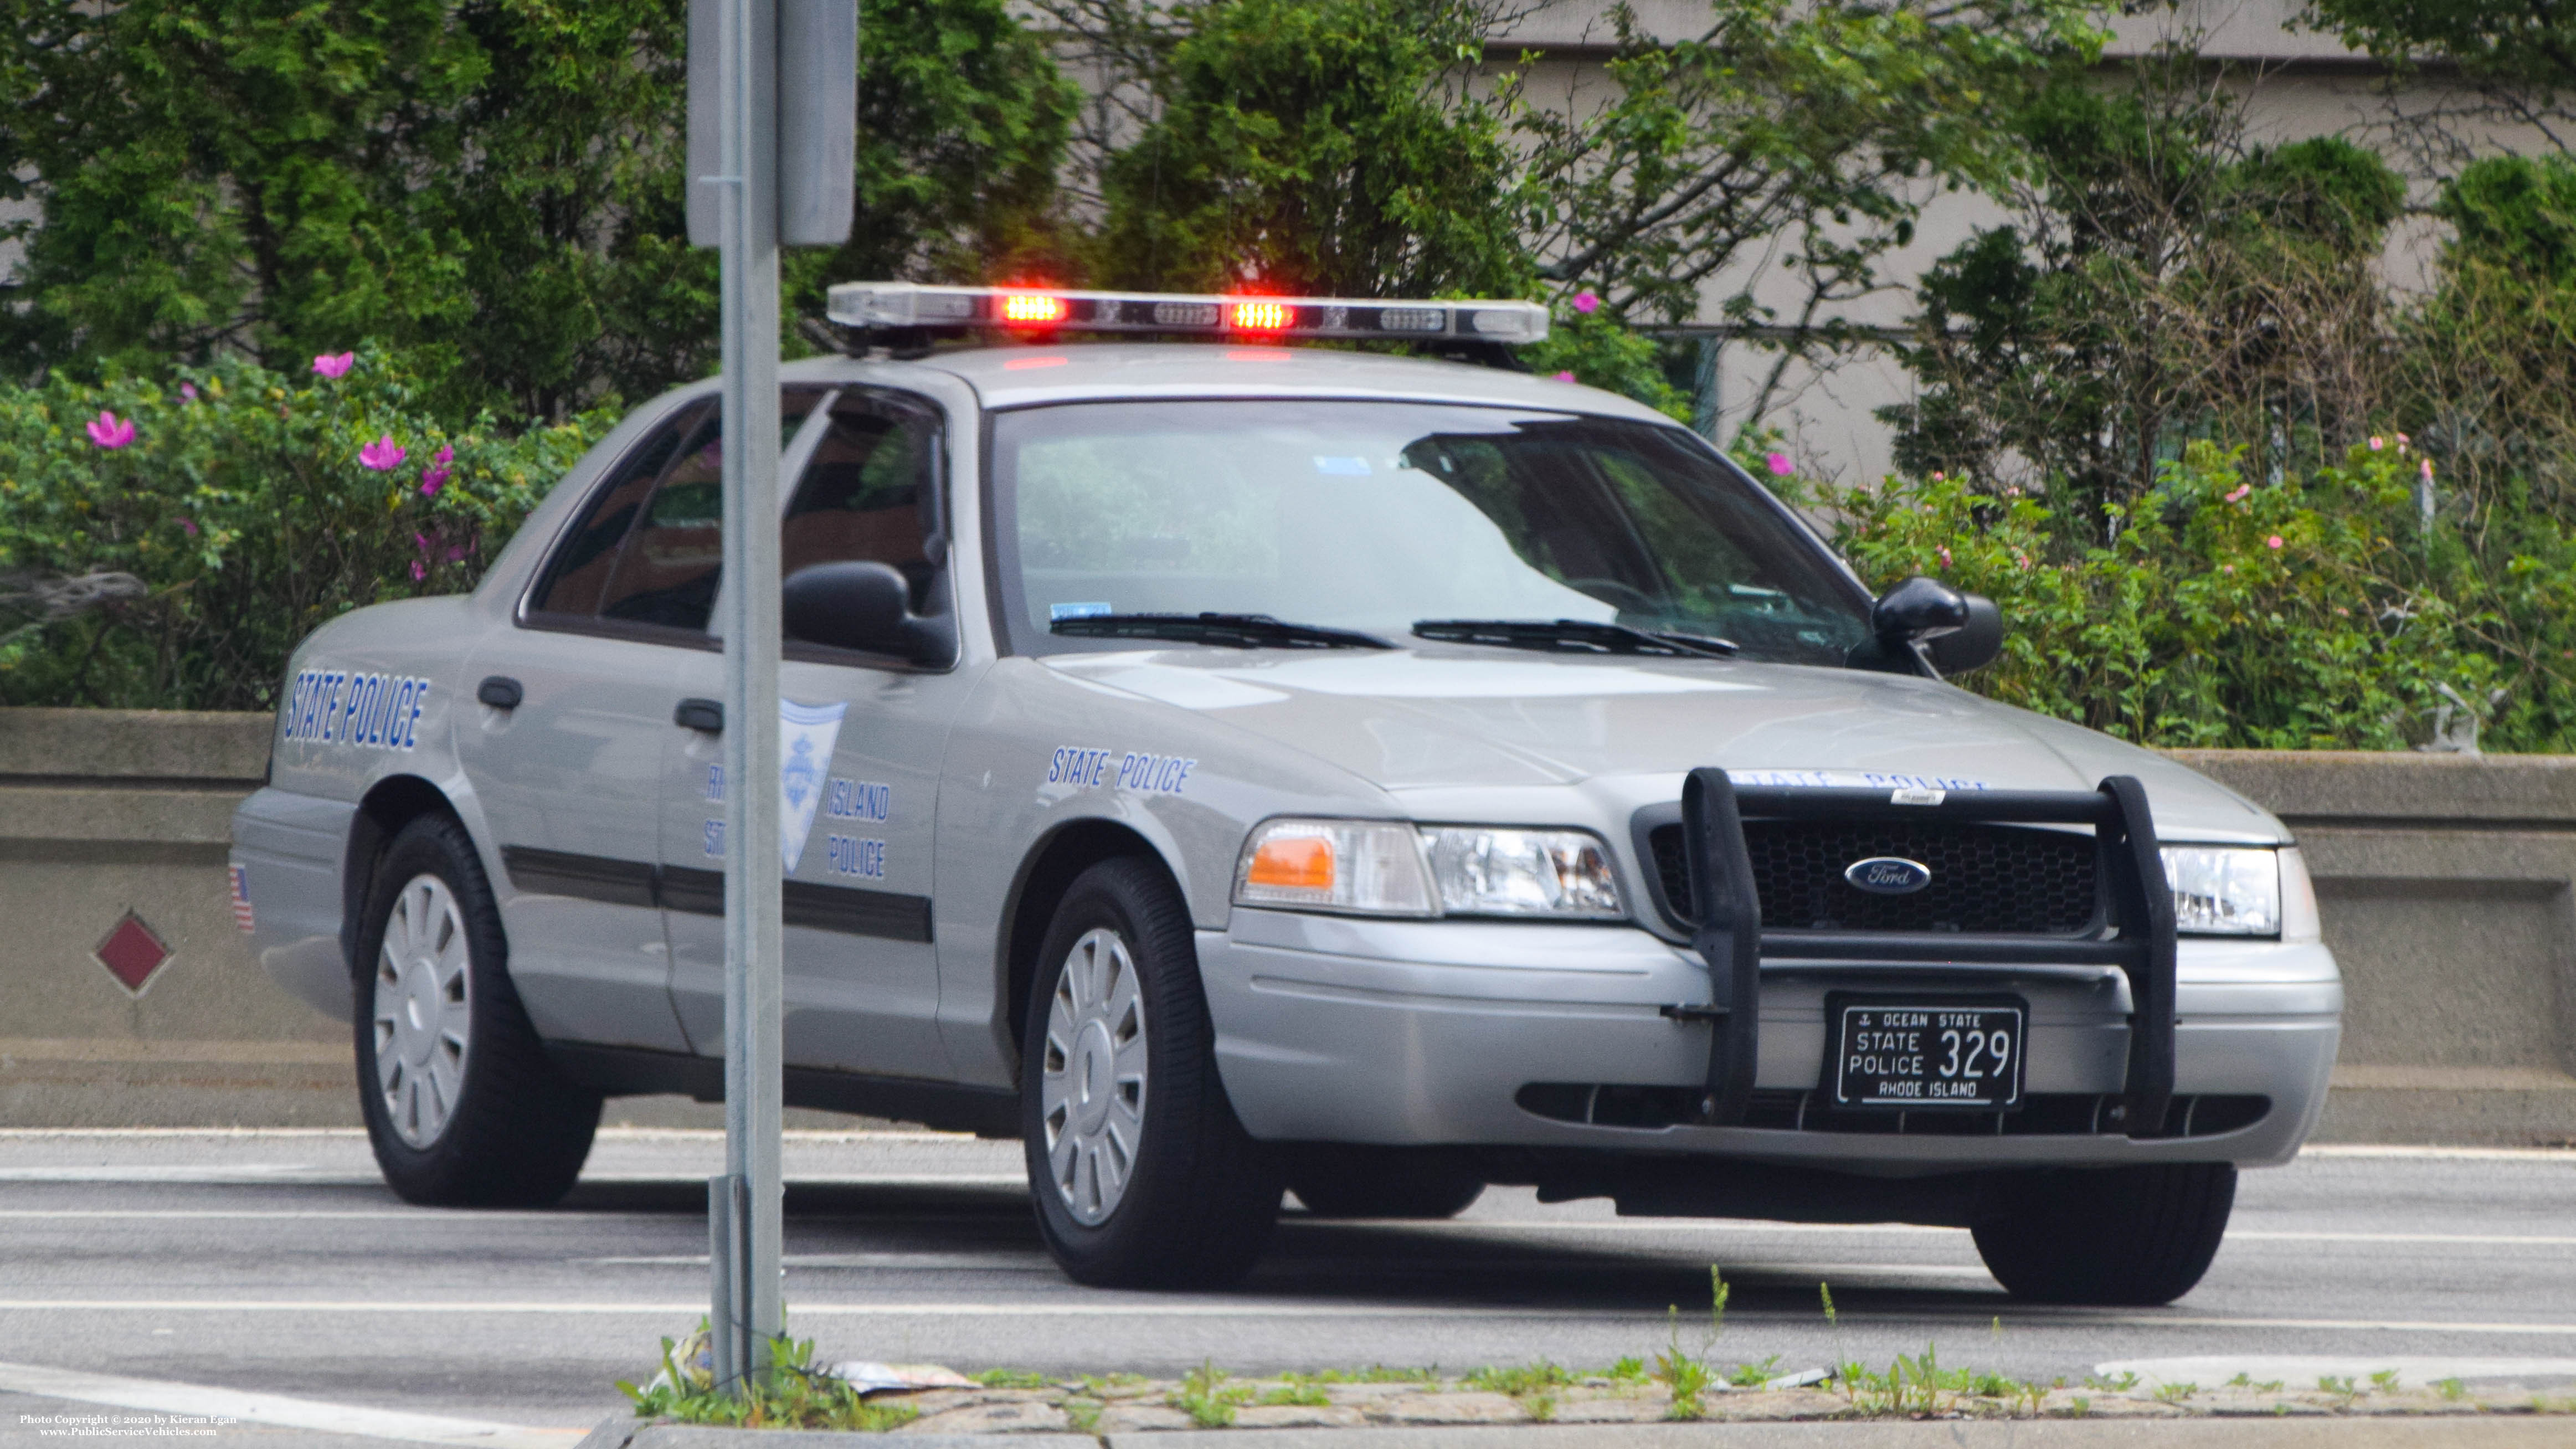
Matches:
[1829,441,2506,749]
[0,349,611,711]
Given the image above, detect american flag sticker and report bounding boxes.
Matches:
[229,864,255,934]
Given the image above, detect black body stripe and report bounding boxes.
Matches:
[502,848,933,944]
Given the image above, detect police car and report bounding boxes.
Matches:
[228,284,2339,1306]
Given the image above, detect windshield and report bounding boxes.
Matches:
[987,400,1874,666]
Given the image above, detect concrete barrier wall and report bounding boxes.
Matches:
[4,709,2569,1143]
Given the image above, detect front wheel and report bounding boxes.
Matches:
[353,814,602,1206]
[1972,1163,2236,1305]
[1022,858,1282,1287]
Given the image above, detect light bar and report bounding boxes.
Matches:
[826,282,1550,344]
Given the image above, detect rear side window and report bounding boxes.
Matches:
[528,404,699,618]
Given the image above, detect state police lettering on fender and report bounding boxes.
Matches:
[282,669,430,752]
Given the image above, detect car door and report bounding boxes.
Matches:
[661,388,981,1081]
[455,402,703,1052]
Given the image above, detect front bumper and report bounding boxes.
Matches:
[1202,909,2340,1170]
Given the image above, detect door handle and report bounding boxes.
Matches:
[674,697,724,732]
[476,675,523,709]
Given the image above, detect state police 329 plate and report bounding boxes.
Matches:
[1826,994,2027,1110]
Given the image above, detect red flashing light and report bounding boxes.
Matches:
[1001,293,1068,325]
[1230,299,1293,331]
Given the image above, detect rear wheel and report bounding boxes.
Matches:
[353,814,601,1206]
[1022,858,1282,1287]
[1286,1145,1485,1219]
[1972,1163,2236,1305]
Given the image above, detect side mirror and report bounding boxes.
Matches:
[783,561,952,664]
[1867,575,2003,676]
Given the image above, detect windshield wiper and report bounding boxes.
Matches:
[1052,612,1394,650]
[1412,618,1740,659]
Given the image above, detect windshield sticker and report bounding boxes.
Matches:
[826,778,891,823]
[780,700,847,873]
[285,669,428,751]
[1732,769,1989,792]
[827,835,887,880]
[1050,601,1113,621]
[1312,455,1372,476]
[1046,746,1196,796]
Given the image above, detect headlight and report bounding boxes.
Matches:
[1231,820,1626,919]
[2160,846,2281,936]
[1420,826,1625,919]
[1233,819,1436,916]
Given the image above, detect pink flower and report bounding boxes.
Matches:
[1931,471,1945,480]
[1937,544,1953,568]
[413,531,433,554]
[1571,291,1600,314]
[1553,371,1576,382]
[359,436,407,471]
[2420,458,2435,480]
[2223,564,2235,574]
[2369,436,2384,451]
[86,411,136,449]
[445,544,467,562]
[312,352,354,379]
[179,382,198,402]
[410,561,426,581]
[1763,452,1795,477]
[2266,535,2285,549]
[180,517,198,537]
[2224,484,2251,503]
[420,443,454,495]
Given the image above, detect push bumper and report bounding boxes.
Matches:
[1201,909,2340,1171]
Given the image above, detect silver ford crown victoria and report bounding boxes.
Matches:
[228,286,2339,1306]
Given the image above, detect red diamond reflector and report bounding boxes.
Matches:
[94,912,172,995]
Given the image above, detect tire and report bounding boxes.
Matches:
[1972,1163,2238,1306]
[1021,857,1283,1287]
[1286,1145,1486,1219]
[352,814,602,1206]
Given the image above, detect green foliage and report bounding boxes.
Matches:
[1257,1382,1331,1407]
[0,349,610,709]
[1831,443,2504,748]
[0,0,1074,413]
[1091,0,1529,299]
[1520,302,1693,422]
[971,1369,1052,1389]
[1884,51,2407,532]
[1834,1342,2046,1418]
[617,1332,918,1432]
[1463,1361,1575,1396]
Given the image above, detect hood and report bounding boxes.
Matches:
[1041,646,2282,842]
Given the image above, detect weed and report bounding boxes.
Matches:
[1061,1399,1103,1433]
[618,1332,918,1432]
[2151,1381,2198,1405]
[2436,1377,2469,1402]
[2224,1372,2285,1393]
[1727,1355,1783,1389]
[974,1369,1050,1389]
[1258,1383,1331,1408]
[2067,1396,2091,1418]
[2369,1369,2402,1393]
[1293,1366,1435,1385]
[1604,1357,1649,1384]
[1465,1363,1575,1397]
[1655,1348,1713,1421]
[2534,1394,2576,1414]
[1078,1372,1153,1395]
[2086,1370,2141,1393]
[1170,1361,1252,1429]
[1525,1392,1558,1422]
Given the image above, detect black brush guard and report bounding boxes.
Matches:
[1663,768,2177,1140]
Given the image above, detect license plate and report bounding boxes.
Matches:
[1827,995,2027,1110]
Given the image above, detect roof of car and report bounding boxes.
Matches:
[779,342,1682,424]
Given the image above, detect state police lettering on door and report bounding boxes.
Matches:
[283,669,430,752]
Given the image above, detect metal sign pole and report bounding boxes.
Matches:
[714,0,783,1392]
[688,0,853,1394]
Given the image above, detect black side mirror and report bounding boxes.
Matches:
[1864,575,2002,676]
[783,561,953,665]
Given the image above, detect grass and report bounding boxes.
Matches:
[2436,1377,2469,1402]
[971,1369,1051,1390]
[1832,1343,2048,1419]
[2151,1381,2198,1406]
[1284,1366,1437,1385]
[1257,1383,1331,1407]
[616,1333,919,1432]
[1061,1398,1103,1433]
[2227,1372,2287,1393]
[1463,1362,1576,1396]
[1726,1355,1784,1389]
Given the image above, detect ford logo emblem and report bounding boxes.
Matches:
[1845,857,1932,895]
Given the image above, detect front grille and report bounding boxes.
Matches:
[1515,1082,2269,1138]
[1648,819,2100,934]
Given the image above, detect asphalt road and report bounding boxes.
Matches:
[1,1128,2571,1442]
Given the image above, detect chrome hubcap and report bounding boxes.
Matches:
[372,873,472,1148]
[1041,927,1148,1225]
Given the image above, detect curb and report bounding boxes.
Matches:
[579,1415,2574,1448]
